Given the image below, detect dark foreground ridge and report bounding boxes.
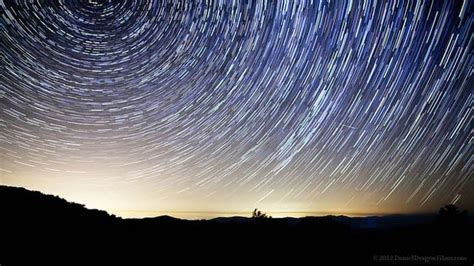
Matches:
[0,185,472,264]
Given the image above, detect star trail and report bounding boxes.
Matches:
[1,0,473,217]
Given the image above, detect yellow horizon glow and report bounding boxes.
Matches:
[1,178,442,220]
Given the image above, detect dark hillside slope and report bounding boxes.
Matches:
[0,185,471,264]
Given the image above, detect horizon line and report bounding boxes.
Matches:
[109,209,439,219]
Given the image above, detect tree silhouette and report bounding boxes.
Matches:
[437,204,468,225]
[252,208,271,219]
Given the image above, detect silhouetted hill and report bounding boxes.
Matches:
[0,185,115,220]
[331,214,440,229]
[0,185,472,265]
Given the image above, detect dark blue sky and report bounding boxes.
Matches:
[1,0,472,217]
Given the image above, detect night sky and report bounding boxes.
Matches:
[1,0,473,218]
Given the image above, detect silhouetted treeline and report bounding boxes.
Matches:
[0,186,472,265]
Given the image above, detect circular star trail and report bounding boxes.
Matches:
[1,0,473,215]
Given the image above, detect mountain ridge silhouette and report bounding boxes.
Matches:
[1,185,472,264]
